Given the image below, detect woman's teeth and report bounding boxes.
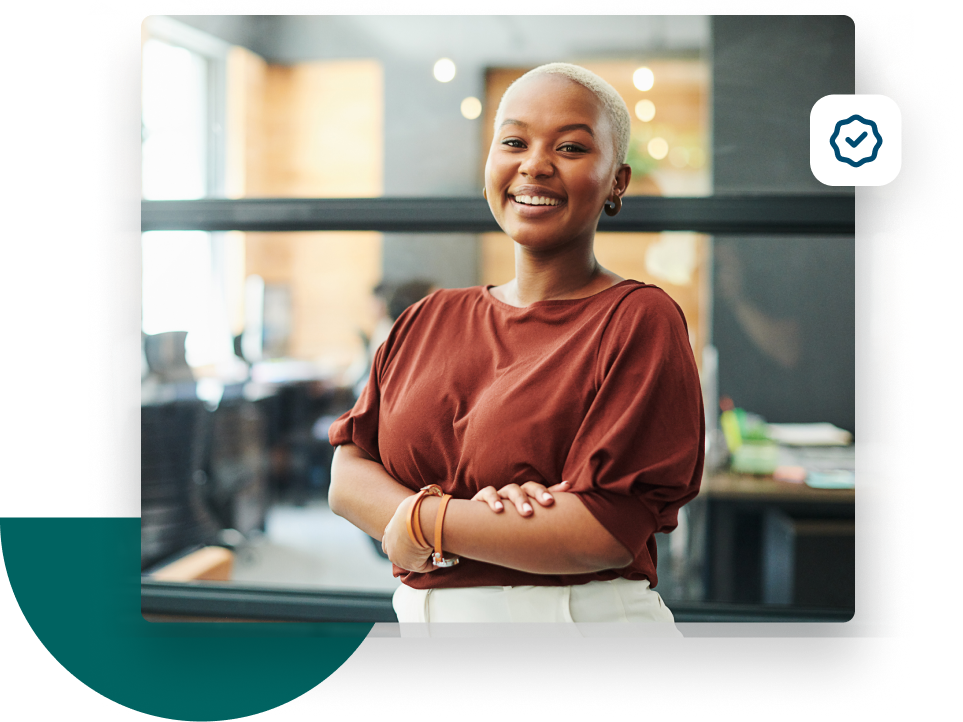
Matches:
[513,195,561,206]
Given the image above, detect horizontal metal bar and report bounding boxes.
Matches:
[141,581,853,623]
[141,581,398,623]
[142,195,854,235]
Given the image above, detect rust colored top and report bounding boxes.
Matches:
[329,280,705,589]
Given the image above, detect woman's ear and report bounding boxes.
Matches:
[613,164,632,197]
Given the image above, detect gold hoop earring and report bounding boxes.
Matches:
[604,195,622,217]
[482,188,487,200]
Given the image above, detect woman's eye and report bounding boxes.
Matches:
[501,139,525,148]
[558,143,587,153]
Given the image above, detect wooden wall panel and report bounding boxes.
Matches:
[479,232,515,290]
[225,56,384,368]
[242,232,293,285]
[225,46,265,198]
[288,232,382,368]
[260,61,383,197]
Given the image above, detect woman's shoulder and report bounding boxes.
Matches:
[617,279,681,313]
[610,280,688,325]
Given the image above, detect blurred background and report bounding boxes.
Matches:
[140,15,855,621]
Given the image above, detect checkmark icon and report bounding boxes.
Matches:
[818,103,898,182]
[828,113,884,168]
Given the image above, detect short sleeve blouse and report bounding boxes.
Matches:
[329,280,705,590]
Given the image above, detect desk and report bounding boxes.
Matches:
[697,472,855,606]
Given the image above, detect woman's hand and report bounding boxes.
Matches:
[381,494,437,573]
[471,480,571,516]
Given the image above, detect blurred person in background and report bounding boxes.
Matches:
[387,280,436,327]
[345,280,436,400]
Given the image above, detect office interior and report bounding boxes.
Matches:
[140,15,855,623]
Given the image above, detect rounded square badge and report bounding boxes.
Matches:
[811,95,901,186]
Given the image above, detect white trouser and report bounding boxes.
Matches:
[392,577,680,633]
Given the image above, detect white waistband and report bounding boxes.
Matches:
[393,577,679,630]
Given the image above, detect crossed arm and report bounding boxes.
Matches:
[327,443,633,575]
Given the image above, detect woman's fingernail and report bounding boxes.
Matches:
[543,493,552,502]
[523,503,533,514]
[495,501,503,511]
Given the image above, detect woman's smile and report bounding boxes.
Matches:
[511,195,562,207]
[508,184,567,215]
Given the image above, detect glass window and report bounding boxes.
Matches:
[141,30,241,377]
[142,38,209,200]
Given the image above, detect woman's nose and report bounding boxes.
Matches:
[518,147,554,177]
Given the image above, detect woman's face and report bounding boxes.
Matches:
[485,74,630,253]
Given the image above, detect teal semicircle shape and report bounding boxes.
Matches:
[0,518,371,721]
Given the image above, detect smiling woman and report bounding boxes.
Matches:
[484,66,632,305]
[326,63,705,627]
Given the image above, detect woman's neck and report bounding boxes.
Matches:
[497,241,622,307]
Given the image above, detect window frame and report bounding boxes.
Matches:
[142,195,854,235]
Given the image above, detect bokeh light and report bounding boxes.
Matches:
[669,146,690,168]
[647,137,669,160]
[460,96,482,119]
[633,67,654,91]
[635,99,656,122]
[433,58,456,83]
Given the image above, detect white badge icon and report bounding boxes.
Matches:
[811,95,901,186]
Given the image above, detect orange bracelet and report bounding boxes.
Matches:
[405,485,459,568]
[406,485,442,549]
[432,494,459,567]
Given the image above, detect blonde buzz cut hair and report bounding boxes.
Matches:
[493,62,632,165]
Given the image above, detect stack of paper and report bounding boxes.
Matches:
[766,422,853,446]
[767,425,855,488]
[805,470,856,489]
